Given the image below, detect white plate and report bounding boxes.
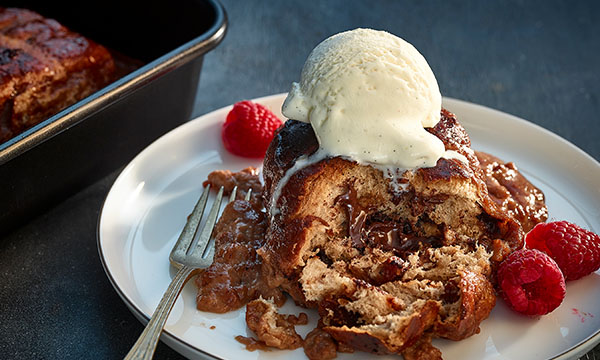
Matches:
[98,94,600,360]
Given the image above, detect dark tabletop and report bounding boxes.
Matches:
[1,0,599,359]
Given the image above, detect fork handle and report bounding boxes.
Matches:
[124,266,195,360]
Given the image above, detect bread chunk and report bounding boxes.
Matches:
[245,297,308,350]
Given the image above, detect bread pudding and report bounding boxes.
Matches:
[0,7,115,143]
[197,28,548,359]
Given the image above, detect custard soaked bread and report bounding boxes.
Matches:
[259,109,524,357]
[0,8,115,142]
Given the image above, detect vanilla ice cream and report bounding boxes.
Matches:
[282,28,465,168]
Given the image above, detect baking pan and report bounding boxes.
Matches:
[0,0,227,235]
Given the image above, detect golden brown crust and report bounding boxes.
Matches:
[433,270,496,340]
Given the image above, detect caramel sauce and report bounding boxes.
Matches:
[235,335,272,351]
[476,151,548,232]
[195,167,284,314]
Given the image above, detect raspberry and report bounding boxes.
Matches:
[222,100,283,158]
[526,221,600,281]
[497,248,565,316]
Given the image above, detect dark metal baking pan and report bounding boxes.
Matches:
[0,0,227,235]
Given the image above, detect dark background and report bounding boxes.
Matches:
[1,0,598,359]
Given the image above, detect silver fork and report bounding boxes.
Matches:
[124,184,247,360]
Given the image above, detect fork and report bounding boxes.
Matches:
[124,184,245,360]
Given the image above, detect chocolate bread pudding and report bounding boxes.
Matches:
[0,8,115,143]
[196,28,549,359]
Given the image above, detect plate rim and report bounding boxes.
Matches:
[97,93,600,360]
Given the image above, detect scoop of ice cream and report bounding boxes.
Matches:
[282,28,462,168]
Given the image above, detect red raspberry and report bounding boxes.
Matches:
[222,100,283,158]
[526,221,600,281]
[497,248,565,316]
